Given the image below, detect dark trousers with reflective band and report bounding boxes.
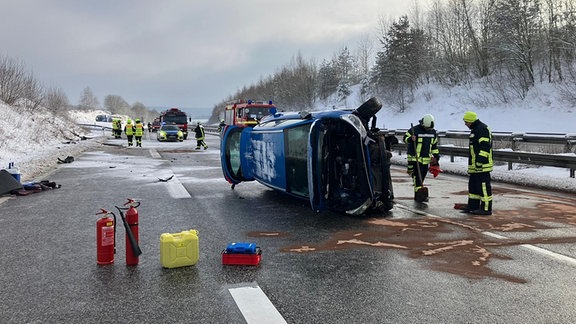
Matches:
[468,172,492,212]
[196,139,207,149]
[409,161,429,192]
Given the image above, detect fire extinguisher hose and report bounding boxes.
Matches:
[115,206,142,257]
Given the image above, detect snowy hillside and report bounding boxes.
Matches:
[315,83,575,134]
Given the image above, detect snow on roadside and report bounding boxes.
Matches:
[0,102,106,182]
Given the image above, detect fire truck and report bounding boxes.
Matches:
[224,100,276,127]
[159,108,189,139]
[150,117,161,132]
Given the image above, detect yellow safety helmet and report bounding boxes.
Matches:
[463,111,478,123]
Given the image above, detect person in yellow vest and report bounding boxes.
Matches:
[112,118,120,138]
[124,119,135,146]
[134,119,144,147]
[460,111,493,215]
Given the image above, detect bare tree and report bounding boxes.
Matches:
[0,55,44,110]
[79,87,100,110]
[487,0,541,97]
[131,102,147,121]
[44,86,70,114]
[104,94,130,115]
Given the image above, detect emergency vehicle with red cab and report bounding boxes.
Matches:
[224,100,276,127]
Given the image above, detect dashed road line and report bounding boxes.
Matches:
[149,148,161,159]
[149,148,191,199]
[164,175,191,199]
[228,283,287,324]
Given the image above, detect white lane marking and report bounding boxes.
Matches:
[395,203,576,266]
[0,197,11,205]
[165,175,191,199]
[483,231,576,266]
[149,149,161,159]
[229,284,287,324]
[148,148,190,198]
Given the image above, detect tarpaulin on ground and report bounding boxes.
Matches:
[0,170,23,195]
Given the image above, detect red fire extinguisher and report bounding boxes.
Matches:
[115,199,142,266]
[95,208,115,265]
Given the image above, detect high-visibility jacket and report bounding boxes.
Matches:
[125,123,134,136]
[467,119,493,173]
[135,122,144,136]
[404,124,439,165]
[194,125,205,140]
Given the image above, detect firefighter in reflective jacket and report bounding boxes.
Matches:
[404,114,440,201]
[124,119,135,146]
[218,119,226,133]
[112,118,122,139]
[134,119,144,147]
[461,111,493,215]
[194,122,208,150]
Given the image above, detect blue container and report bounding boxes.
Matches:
[225,242,257,254]
[7,167,21,182]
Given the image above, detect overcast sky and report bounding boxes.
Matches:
[1,0,411,109]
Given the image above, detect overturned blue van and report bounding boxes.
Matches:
[220,97,394,215]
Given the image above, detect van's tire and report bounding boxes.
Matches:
[354,97,382,121]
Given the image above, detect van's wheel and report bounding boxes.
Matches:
[354,97,382,121]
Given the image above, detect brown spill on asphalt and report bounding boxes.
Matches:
[275,188,576,283]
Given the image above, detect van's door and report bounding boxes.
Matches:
[220,125,254,185]
[307,119,323,212]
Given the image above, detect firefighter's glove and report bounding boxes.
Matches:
[407,166,414,177]
[430,156,439,166]
[429,165,443,178]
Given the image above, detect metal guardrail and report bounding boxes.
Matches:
[152,123,576,178]
[388,129,576,153]
[386,129,576,178]
[391,144,576,178]
[204,126,219,134]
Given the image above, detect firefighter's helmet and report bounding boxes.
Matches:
[463,111,478,123]
[420,114,435,128]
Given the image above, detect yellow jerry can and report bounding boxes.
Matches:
[160,229,199,268]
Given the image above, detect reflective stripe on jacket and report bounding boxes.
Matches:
[404,124,439,164]
[194,125,205,140]
[467,120,493,173]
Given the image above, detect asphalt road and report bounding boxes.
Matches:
[1,132,576,324]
